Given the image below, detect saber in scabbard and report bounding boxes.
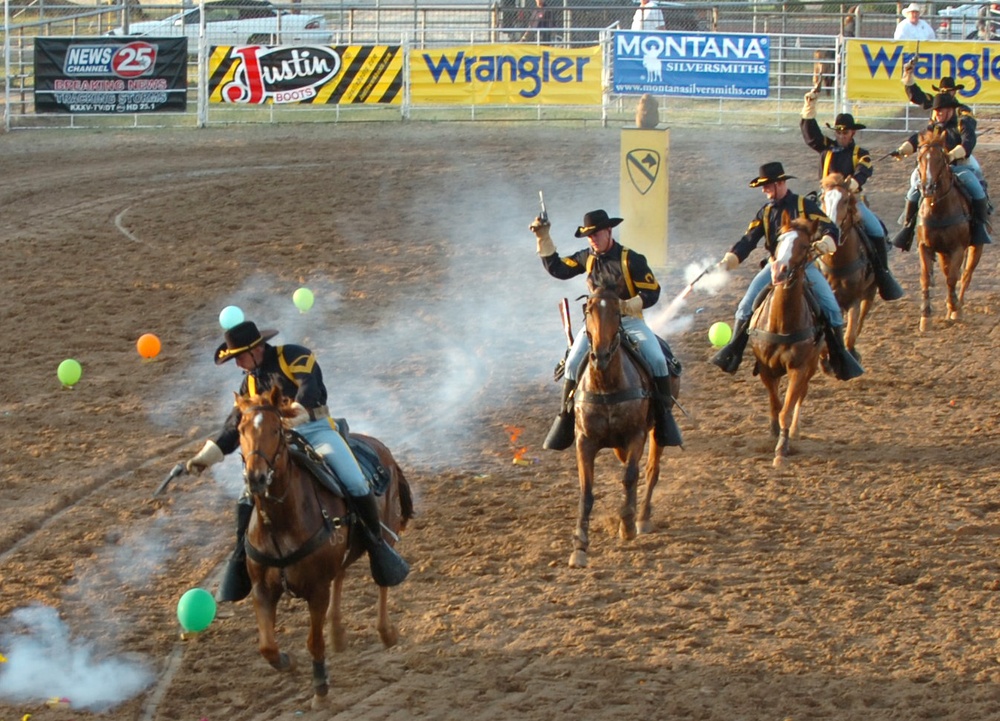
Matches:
[559,298,573,347]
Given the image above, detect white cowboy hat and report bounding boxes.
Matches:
[901,3,922,14]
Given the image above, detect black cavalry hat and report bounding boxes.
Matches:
[931,92,960,110]
[575,209,624,238]
[827,112,866,131]
[932,76,965,92]
[748,161,795,188]
[214,321,278,365]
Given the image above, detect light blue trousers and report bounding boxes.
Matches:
[858,201,885,239]
[564,315,668,382]
[296,417,369,496]
[736,262,844,327]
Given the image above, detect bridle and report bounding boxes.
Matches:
[918,142,954,204]
[584,295,621,371]
[241,403,289,502]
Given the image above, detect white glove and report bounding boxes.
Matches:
[721,252,740,271]
[621,295,643,318]
[947,145,967,162]
[848,176,860,193]
[893,141,915,159]
[186,440,224,475]
[801,91,817,120]
[283,402,311,429]
[813,235,837,255]
[902,59,915,86]
[529,217,556,256]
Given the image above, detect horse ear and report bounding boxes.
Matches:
[781,210,791,228]
[266,383,282,406]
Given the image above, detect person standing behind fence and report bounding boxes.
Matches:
[632,0,664,31]
[893,3,935,40]
[520,0,554,43]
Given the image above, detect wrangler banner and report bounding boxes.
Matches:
[845,38,1000,103]
[410,44,603,105]
[208,45,402,104]
[34,37,187,113]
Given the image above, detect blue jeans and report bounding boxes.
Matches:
[907,162,985,201]
[564,315,668,382]
[858,201,886,239]
[295,417,369,497]
[736,262,844,327]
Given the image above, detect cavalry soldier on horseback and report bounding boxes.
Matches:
[800,93,904,301]
[889,92,992,251]
[529,209,682,451]
[184,320,409,601]
[711,162,865,381]
[902,69,991,208]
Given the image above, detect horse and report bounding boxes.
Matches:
[569,286,677,568]
[748,213,823,468]
[915,126,983,331]
[818,172,877,360]
[235,384,413,709]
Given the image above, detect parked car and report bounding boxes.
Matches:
[936,3,1000,40]
[108,0,333,48]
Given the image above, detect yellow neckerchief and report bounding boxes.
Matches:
[246,345,305,396]
[762,195,806,244]
[821,143,863,178]
[585,246,637,297]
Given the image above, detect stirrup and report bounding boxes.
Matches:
[543,413,575,451]
[216,556,252,603]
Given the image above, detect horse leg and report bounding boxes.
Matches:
[376,585,399,648]
[637,443,664,535]
[305,586,332,707]
[958,244,983,306]
[843,304,860,359]
[618,439,644,541]
[919,243,934,332]
[328,575,347,652]
[760,371,781,438]
[570,440,598,568]
[785,368,811,441]
[254,589,294,673]
[944,247,965,322]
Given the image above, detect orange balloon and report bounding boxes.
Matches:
[137,333,161,359]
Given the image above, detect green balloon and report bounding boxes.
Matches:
[293,287,315,312]
[57,359,82,386]
[177,588,216,632]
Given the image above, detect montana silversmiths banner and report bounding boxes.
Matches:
[208,45,402,104]
[613,31,770,98]
[34,37,187,113]
[845,38,999,102]
[410,44,603,105]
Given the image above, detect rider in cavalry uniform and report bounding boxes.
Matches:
[184,320,408,602]
[889,92,992,251]
[902,69,991,207]
[529,209,682,451]
[800,91,904,301]
[710,162,865,381]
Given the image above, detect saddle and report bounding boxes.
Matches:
[748,281,823,346]
[287,424,393,499]
[552,331,681,382]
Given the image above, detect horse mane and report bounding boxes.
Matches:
[820,172,847,193]
[919,126,948,147]
[235,383,297,421]
[780,212,819,240]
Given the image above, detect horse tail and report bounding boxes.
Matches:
[396,466,415,529]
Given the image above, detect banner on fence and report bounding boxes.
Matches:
[612,31,770,98]
[208,45,402,105]
[410,45,602,105]
[846,39,999,102]
[34,37,187,113]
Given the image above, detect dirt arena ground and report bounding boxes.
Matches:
[2,119,1000,721]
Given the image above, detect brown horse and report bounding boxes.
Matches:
[818,172,877,359]
[749,213,823,467]
[915,127,983,330]
[569,286,676,568]
[235,385,413,708]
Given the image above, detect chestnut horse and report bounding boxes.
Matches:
[749,214,823,467]
[236,385,413,708]
[915,127,982,330]
[818,173,877,359]
[569,287,677,568]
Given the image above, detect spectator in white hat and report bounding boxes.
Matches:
[893,3,935,40]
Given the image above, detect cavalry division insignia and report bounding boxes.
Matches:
[625,148,661,195]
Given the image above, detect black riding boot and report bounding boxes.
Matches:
[824,325,865,381]
[216,500,254,603]
[891,199,919,251]
[543,378,576,451]
[353,491,409,587]
[652,376,683,448]
[863,231,905,301]
[971,198,993,246]
[710,317,750,374]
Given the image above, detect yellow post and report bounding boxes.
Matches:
[619,127,670,268]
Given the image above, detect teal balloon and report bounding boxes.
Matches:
[293,287,314,312]
[177,588,216,632]
[57,359,82,387]
[219,305,244,330]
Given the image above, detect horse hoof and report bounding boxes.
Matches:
[379,625,399,649]
[919,317,930,332]
[949,310,960,321]
[311,693,330,710]
[569,550,588,568]
[619,520,637,541]
[636,520,654,535]
[272,652,295,673]
[773,455,785,468]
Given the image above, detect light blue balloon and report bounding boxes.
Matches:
[219,305,244,330]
